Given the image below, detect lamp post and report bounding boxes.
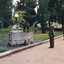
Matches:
[14,13,19,28]
[15,13,19,24]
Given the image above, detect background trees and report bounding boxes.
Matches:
[60,0,64,26]
[17,0,37,26]
[17,0,64,28]
[38,0,49,33]
[0,0,64,32]
[48,0,62,23]
[0,0,12,28]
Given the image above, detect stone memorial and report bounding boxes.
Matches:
[8,24,33,46]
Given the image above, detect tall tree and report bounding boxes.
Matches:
[0,0,12,28]
[48,0,62,22]
[60,0,64,25]
[38,0,49,33]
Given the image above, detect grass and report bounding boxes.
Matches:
[33,31,62,41]
[54,31,62,37]
[0,48,7,53]
[34,33,49,41]
[0,28,11,44]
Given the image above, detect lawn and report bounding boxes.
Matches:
[0,48,7,53]
[0,28,11,44]
[33,31,62,41]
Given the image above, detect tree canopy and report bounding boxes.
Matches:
[17,0,37,26]
[0,0,12,28]
[38,0,49,33]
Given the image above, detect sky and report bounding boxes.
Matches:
[12,0,20,5]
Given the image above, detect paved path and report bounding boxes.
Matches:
[0,39,41,50]
[0,37,64,64]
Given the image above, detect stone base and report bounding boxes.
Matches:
[8,31,33,46]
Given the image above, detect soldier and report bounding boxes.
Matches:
[49,20,54,48]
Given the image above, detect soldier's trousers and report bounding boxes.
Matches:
[50,36,54,48]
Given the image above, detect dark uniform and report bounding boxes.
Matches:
[49,21,54,48]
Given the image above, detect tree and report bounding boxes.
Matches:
[60,0,64,25]
[17,0,37,26]
[12,10,26,24]
[60,0,64,37]
[38,0,49,33]
[48,0,62,23]
[0,0,12,28]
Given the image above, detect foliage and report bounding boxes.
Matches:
[48,0,62,22]
[38,0,49,33]
[17,0,37,26]
[54,23,62,28]
[12,10,26,24]
[0,0,12,28]
[60,0,64,25]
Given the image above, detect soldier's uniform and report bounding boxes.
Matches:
[49,21,54,48]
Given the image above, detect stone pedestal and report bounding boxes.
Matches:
[8,25,33,46]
